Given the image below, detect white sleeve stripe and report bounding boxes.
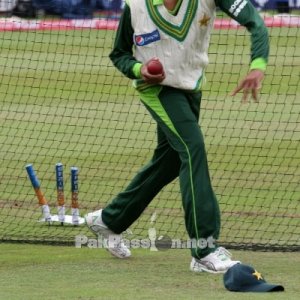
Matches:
[233,0,247,17]
[229,0,248,16]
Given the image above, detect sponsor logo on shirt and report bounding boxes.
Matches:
[229,0,247,17]
[134,29,160,46]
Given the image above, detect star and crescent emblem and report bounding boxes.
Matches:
[199,14,211,26]
[252,270,264,280]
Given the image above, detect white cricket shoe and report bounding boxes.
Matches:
[190,247,240,274]
[85,209,131,259]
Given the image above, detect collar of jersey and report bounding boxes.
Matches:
[147,0,198,41]
[153,0,181,15]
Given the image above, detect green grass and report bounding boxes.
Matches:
[0,27,299,248]
[0,244,299,300]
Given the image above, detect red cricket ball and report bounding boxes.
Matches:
[147,60,163,75]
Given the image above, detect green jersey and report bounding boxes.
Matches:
[109,0,269,90]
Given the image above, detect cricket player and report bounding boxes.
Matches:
[85,0,269,274]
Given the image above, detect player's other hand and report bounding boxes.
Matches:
[141,58,165,84]
[231,69,264,103]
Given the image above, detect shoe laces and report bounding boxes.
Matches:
[214,247,232,260]
[115,238,128,249]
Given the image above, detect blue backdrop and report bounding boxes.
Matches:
[32,0,299,19]
[32,0,123,19]
[252,0,300,10]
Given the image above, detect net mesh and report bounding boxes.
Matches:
[0,14,299,250]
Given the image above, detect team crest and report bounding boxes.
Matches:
[199,14,211,26]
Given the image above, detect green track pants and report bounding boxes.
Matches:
[102,86,220,258]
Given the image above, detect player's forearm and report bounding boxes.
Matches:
[109,49,140,79]
[109,4,141,79]
[247,22,269,70]
[216,0,269,70]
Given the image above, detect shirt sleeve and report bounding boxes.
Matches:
[215,0,269,70]
[109,3,142,79]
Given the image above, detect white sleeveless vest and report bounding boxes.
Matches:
[130,0,216,90]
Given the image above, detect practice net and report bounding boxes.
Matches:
[0,13,299,251]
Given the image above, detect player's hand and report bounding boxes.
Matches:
[231,69,264,103]
[141,58,165,84]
